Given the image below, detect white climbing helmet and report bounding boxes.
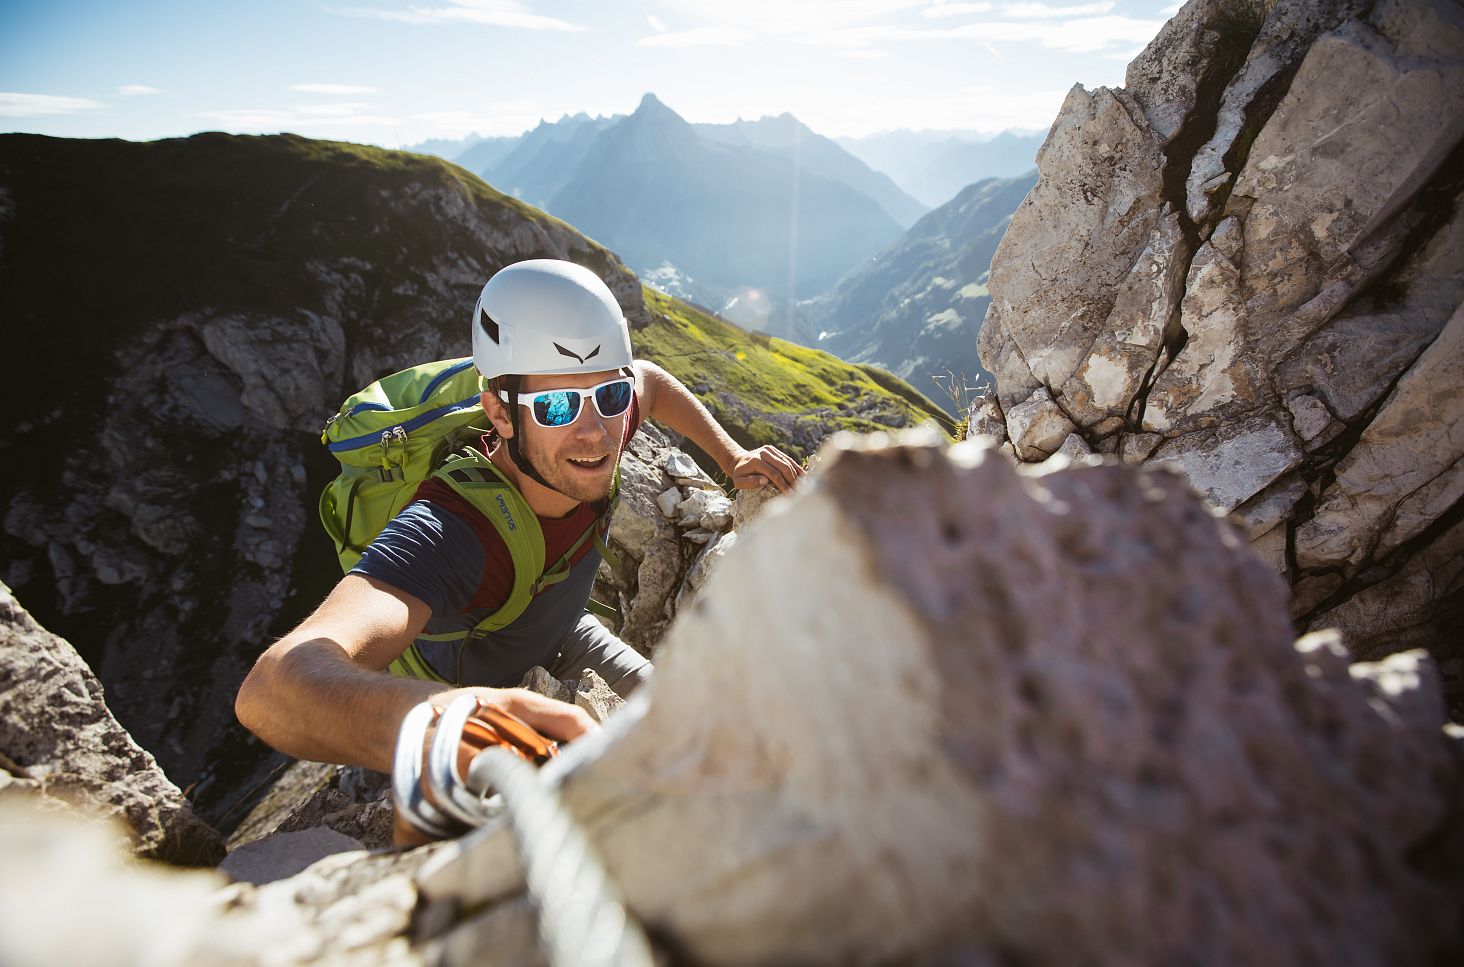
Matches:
[471,259,634,379]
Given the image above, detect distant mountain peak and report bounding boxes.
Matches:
[635,92,677,116]
[600,92,698,158]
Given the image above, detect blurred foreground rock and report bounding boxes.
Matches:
[2,433,1457,965]
[0,579,222,865]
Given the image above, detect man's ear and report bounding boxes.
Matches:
[481,389,514,439]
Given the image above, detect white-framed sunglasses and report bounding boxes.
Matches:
[501,377,634,428]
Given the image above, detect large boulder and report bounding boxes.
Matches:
[3,433,1458,964]
[977,0,1464,670]
[0,580,222,865]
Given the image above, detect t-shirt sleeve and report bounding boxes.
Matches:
[349,501,484,618]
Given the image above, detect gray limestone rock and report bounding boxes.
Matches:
[979,84,1177,432]
[2,435,1461,965]
[1295,303,1464,571]
[1004,388,1077,461]
[425,433,1463,965]
[979,0,1464,664]
[219,827,366,887]
[0,580,222,866]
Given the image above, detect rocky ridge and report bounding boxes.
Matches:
[0,579,221,864]
[973,0,1464,673]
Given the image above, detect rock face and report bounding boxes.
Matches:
[2,434,1458,964]
[0,579,222,865]
[595,421,768,653]
[977,0,1464,670]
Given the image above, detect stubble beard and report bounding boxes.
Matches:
[521,432,616,504]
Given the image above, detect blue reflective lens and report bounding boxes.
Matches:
[533,391,581,427]
[594,380,633,417]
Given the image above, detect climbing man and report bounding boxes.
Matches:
[235,259,804,773]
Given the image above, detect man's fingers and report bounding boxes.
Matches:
[760,449,801,492]
[478,687,596,743]
[512,694,596,742]
[731,447,806,493]
[733,472,768,490]
[770,449,804,485]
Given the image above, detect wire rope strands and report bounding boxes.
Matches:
[471,746,653,967]
[393,695,653,967]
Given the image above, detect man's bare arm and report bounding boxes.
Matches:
[235,574,593,774]
[634,360,804,492]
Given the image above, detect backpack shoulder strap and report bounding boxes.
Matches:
[431,447,546,638]
[388,452,626,683]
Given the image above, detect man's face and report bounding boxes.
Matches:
[513,369,627,503]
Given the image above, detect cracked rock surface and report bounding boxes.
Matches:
[4,433,1460,965]
[0,579,222,865]
[977,0,1464,680]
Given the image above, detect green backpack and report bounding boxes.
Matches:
[318,357,619,683]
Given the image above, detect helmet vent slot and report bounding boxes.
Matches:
[479,308,502,345]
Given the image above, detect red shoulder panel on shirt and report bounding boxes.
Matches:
[412,391,643,613]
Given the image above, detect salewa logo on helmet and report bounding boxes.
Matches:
[554,342,601,365]
[495,494,517,531]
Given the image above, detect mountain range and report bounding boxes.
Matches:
[400,101,1046,412]
[442,95,916,311]
[836,130,1044,209]
[807,171,1038,414]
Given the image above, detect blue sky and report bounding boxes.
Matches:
[0,1,1182,144]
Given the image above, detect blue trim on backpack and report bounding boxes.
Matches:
[346,401,392,416]
[419,359,477,404]
[327,396,482,453]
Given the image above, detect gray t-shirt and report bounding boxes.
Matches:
[351,500,601,686]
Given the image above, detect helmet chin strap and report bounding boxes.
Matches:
[503,374,560,494]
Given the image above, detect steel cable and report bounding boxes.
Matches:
[469,746,653,967]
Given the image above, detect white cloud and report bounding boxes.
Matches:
[296,101,370,115]
[656,0,925,35]
[1160,2,1183,14]
[999,1,1116,18]
[414,104,542,136]
[117,84,162,96]
[329,1,582,30]
[290,83,380,94]
[812,86,1067,137]
[922,3,994,18]
[840,48,890,58]
[647,13,667,32]
[801,25,905,48]
[198,105,399,130]
[0,92,105,117]
[639,26,754,47]
[911,15,1165,53]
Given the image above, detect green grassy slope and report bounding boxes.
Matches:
[634,288,951,464]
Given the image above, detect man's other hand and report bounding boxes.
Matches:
[434,686,597,743]
[731,445,805,493]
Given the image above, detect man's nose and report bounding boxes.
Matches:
[570,402,614,440]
